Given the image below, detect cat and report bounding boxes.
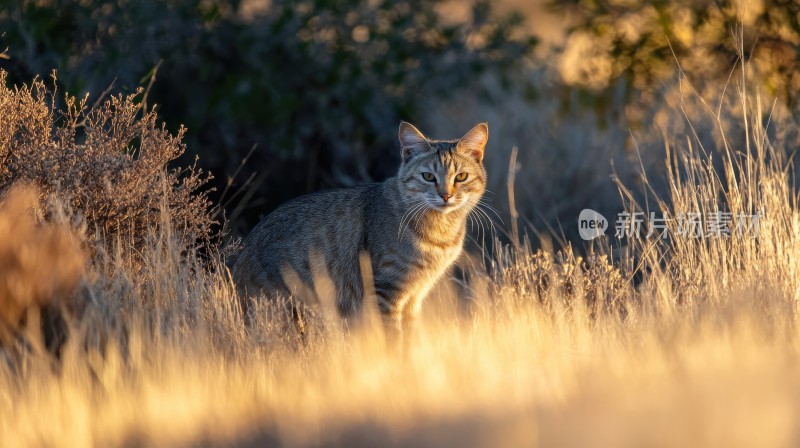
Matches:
[232,121,488,336]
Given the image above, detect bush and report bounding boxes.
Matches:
[0,0,536,232]
[0,71,215,251]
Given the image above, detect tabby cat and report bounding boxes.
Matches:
[232,122,488,335]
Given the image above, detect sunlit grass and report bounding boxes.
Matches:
[3,284,798,447]
[2,71,800,447]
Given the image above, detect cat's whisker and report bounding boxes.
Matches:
[476,199,504,223]
[408,204,430,238]
[476,213,486,245]
[400,201,428,240]
[472,205,496,242]
[468,208,487,245]
[409,203,430,232]
[397,202,418,239]
[477,198,501,211]
[467,227,489,252]
[476,209,493,241]
[471,197,502,230]
[398,201,426,240]
[477,205,498,234]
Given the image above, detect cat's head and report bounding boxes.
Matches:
[396,122,488,214]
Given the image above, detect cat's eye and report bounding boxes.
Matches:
[455,173,469,182]
[421,172,436,182]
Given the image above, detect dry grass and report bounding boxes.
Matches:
[2,66,800,447]
[0,71,214,252]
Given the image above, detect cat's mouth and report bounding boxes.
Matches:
[429,201,459,213]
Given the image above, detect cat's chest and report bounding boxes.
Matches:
[396,242,461,300]
[409,239,463,276]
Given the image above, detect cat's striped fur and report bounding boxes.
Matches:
[232,122,488,335]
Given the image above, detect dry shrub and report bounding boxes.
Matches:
[0,70,214,252]
[0,184,86,345]
[489,241,629,319]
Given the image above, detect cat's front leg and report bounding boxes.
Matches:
[374,291,408,342]
[400,296,423,337]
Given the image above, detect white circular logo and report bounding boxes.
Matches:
[578,209,608,240]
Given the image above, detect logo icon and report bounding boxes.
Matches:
[578,209,608,240]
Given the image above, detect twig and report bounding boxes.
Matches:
[75,78,117,128]
[141,60,163,115]
[506,146,520,252]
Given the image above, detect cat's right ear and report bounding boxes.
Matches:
[399,121,431,162]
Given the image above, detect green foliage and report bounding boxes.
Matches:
[552,0,800,115]
[1,0,536,231]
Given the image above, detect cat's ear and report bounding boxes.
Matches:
[399,121,431,162]
[457,123,489,163]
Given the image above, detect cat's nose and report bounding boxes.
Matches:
[440,193,451,202]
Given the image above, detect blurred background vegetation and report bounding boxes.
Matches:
[2,0,799,243]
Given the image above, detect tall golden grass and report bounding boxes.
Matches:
[2,69,800,447]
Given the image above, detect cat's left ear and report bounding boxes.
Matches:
[457,123,489,163]
[399,121,431,162]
